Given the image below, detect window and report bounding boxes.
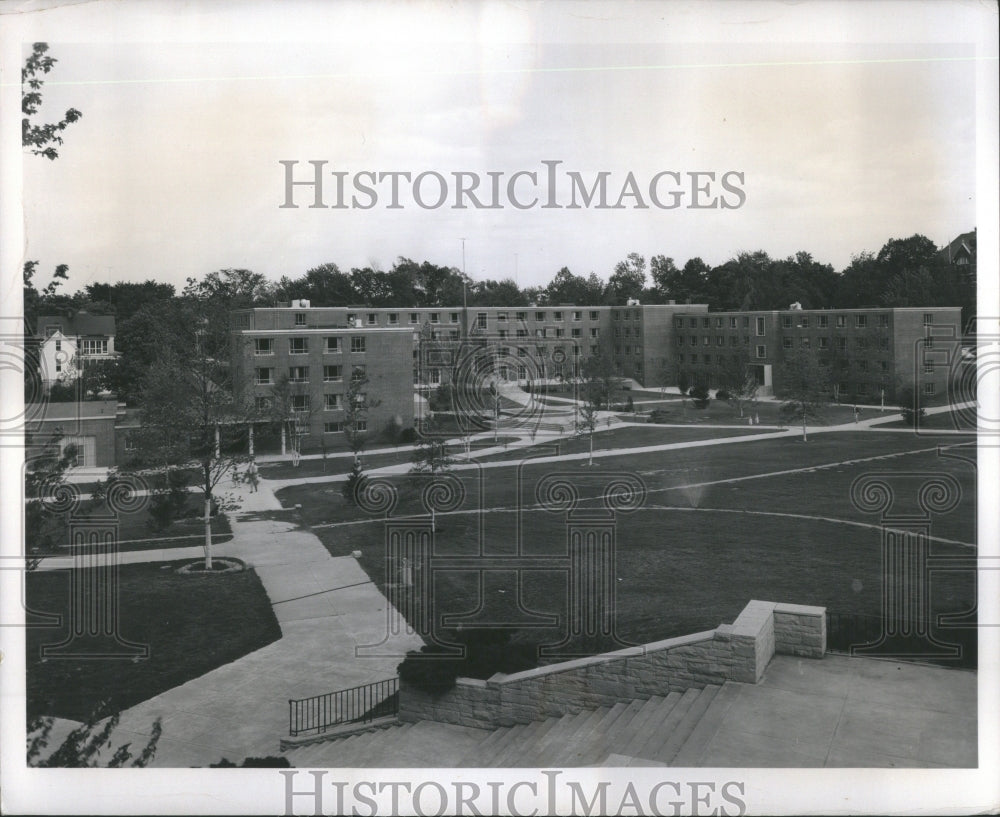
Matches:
[818,337,829,349]
[590,311,599,321]
[716,317,724,328]
[689,318,698,328]
[632,310,639,320]
[477,313,487,329]
[716,355,724,365]
[690,353,698,364]
[856,338,868,349]
[703,354,711,364]
[254,338,273,355]
[800,317,809,328]
[819,315,829,328]
[536,328,547,338]
[516,311,527,321]
[924,382,935,395]
[729,317,737,328]
[291,395,310,412]
[517,346,527,357]
[782,337,793,349]
[677,336,685,346]
[636,346,643,356]
[537,346,548,357]
[536,311,546,321]
[624,327,632,338]
[255,368,273,385]
[324,421,344,433]
[347,313,357,325]
[836,315,846,328]
[624,345,631,355]
[450,329,460,340]
[289,337,308,354]
[324,394,343,410]
[881,361,889,371]
[592,345,600,356]
[351,337,366,353]
[800,337,810,348]
[702,317,711,328]
[743,336,750,345]
[80,339,108,355]
[351,364,367,382]
[612,311,620,320]
[923,362,934,374]
[782,315,793,329]
[555,328,565,338]
[572,328,581,338]
[54,340,61,351]
[755,317,765,336]
[591,328,599,338]
[323,365,343,382]
[497,312,508,322]
[498,329,508,339]
[837,337,847,350]
[255,396,272,412]
[429,312,440,324]
[295,312,306,326]
[354,420,368,432]
[429,369,440,384]
[879,314,889,328]
[756,345,766,358]
[409,313,420,324]
[289,366,309,382]
[923,313,933,326]
[450,312,460,324]
[925,336,934,348]
[857,383,868,395]
[55,362,62,373]
[518,365,527,378]
[614,345,622,356]
[855,315,868,328]
[325,337,341,353]
[572,311,581,321]
[553,311,563,322]
[366,313,377,325]
[516,328,527,337]
[388,313,399,325]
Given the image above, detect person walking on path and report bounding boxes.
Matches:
[246,459,259,493]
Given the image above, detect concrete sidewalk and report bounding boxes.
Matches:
[38,483,422,767]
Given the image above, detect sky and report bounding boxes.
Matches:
[12,2,985,296]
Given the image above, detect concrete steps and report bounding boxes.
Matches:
[283,683,737,768]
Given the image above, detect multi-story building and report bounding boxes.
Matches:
[673,306,963,403]
[230,301,415,450]
[36,310,117,386]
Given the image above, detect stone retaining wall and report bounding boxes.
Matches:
[399,599,826,728]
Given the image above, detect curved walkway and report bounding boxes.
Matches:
[41,482,421,767]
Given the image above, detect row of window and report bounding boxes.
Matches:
[294,309,610,328]
[254,365,367,385]
[677,334,892,352]
[255,337,366,355]
[673,313,917,331]
[255,394,366,413]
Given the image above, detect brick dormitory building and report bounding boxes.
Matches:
[230,301,965,451]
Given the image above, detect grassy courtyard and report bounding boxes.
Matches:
[275,428,977,659]
[26,560,282,720]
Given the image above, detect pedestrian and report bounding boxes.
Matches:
[247,459,259,493]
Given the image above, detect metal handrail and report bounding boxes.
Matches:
[288,677,398,737]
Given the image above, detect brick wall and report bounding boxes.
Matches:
[399,599,826,728]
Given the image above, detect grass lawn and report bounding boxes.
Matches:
[26,560,282,720]
[641,398,867,427]
[258,436,521,480]
[275,429,977,660]
[874,409,978,432]
[474,424,778,463]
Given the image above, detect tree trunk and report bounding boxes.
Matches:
[588,430,594,466]
[802,414,808,443]
[203,494,213,569]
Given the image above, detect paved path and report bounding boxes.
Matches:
[39,482,422,767]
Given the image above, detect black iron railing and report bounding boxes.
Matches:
[289,677,398,737]
[825,612,976,670]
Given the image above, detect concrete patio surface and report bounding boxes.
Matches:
[687,653,977,768]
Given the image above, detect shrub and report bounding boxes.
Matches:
[689,384,710,409]
[676,370,690,395]
[397,630,537,695]
[715,389,730,400]
[898,385,926,427]
[399,427,417,444]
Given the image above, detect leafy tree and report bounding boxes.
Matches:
[22,42,82,160]
[717,345,758,418]
[409,415,456,532]
[275,262,355,306]
[28,709,162,767]
[575,388,600,466]
[778,345,831,441]
[268,373,312,463]
[607,253,646,303]
[580,349,624,411]
[689,384,710,409]
[544,267,604,305]
[897,383,926,427]
[343,369,381,461]
[124,302,253,568]
[24,430,78,560]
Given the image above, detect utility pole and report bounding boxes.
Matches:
[460,237,467,340]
